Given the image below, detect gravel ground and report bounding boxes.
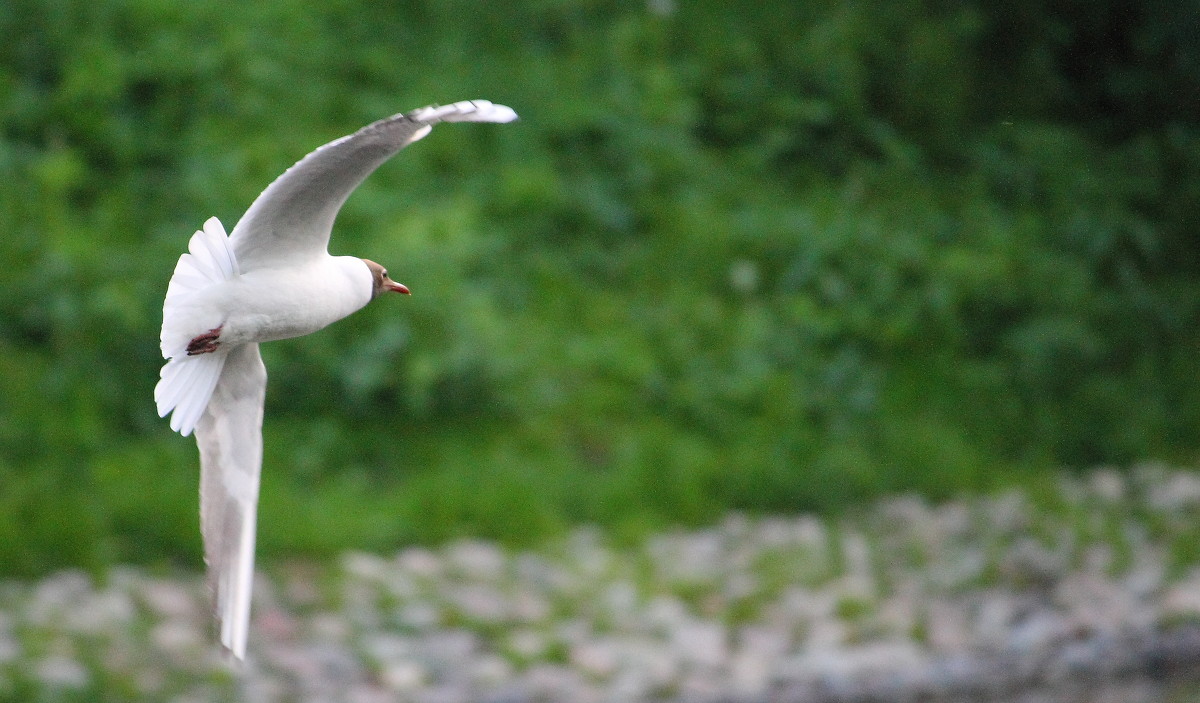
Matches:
[3,464,1200,702]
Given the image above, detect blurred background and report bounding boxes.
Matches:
[1,0,1198,578]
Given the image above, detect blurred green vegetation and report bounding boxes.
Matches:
[0,0,1197,577]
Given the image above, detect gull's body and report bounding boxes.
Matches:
[154,100,516,660]
[163,256,374,351]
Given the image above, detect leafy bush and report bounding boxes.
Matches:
[0,0,1196,575]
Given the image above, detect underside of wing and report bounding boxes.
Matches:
[229,100,518,272]
[194,342,267,660]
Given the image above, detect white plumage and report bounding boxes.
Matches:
[155,100,517,660]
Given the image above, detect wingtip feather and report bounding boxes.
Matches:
[453,99,518,123]
[408,99,519,125]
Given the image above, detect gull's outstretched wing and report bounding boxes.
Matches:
[194,342,267,660]
[230,100,518,272]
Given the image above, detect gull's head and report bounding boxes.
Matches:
[363,259,411,299]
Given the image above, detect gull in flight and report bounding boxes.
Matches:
[154,100,517,659]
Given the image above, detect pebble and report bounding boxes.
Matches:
[1,467,1199,701]
[35,655,90,689]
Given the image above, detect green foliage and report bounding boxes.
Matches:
[0,0,1197,575]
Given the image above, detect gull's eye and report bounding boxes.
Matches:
[381,270,389,278]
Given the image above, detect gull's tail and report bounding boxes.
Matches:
[155,217,238,436]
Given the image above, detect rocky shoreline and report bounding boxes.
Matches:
[4,465,1200,702]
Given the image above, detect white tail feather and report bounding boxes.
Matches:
[156,218,239,436]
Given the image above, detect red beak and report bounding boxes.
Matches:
[387,281,411,295]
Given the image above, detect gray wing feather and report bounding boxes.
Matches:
[229,100,517,272]
[195,342,267,660]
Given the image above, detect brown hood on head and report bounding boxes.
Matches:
[362,259,411,299]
